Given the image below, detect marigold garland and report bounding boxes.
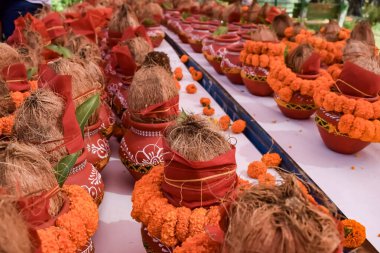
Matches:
[240,40,284,70]
[327,64,343,81]
[173,232,220,253]
[341,219,366,248]
[37,185,98,253]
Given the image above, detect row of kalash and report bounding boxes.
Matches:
[0,1,365,253]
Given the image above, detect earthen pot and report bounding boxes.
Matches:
[119,117,172,180]
[209,34,240,74]
[98,100,116,139]
[241,65,273,96]
[315,108,370,154]
[202,35,215,64]
[178,19,193,43]
[84,120,111,172]
[141,226,173,253]
[188,24,210,53]
[145,25,165,48]
[221,42,244,84]
[274,92,317,119]
[79,239,95,253]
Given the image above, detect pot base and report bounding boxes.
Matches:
[141,226,173,253]
[150,36,164,48]
[225,72,243,85]
[210,59,224,75]
[243,77,273,96]
[274,93,316,119]
[189,42,203,53]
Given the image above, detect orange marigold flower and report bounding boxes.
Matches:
[10,91,26,108]
[341,219,366,248]
[200,97,211,107]
[258,173,276,187]
[241,5,249,12]
[261,153,282,167]
[189,66,195,74]
[284,27,294,38]
[181,55,189,63]
[203,106,215,116]
[176,207,192,242]
[148,204,176,238]
[0,115,15,135]
[349,117,366,139]
[29,80,38,91]
[338,114,355,134]
[174,67,183,81]
[186,84,197,94]
[296,179,309,197]
[218,115,230,131]
[231,119,246,134]
[174,232,221,253]
[278,87,293,103]
[175,80,181,90]
[247,161,267,179]
[189,208,207,237]
[354,100,374,120]
[161,209,179,247]
[192,71,203,81]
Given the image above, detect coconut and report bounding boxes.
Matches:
[272,14,293,39]
[128,65,178,123]
[109,3,140,33]
[65,34,101,64]
[0,141,64,217]
[0,43,21,71]
[0,198,33,253]
[286,44,314,74]
[142,51,172,74]
[257,3,270,23]
[352,56,380,75]
[350,21,376,46]
[248,3,261,23]
[224,173,341,253]
[122,37,153,66]
[321,20,340,42]
[138,2,163,24]
[222,2,241,23]
[164,114,231,161]
[12,89,67,166]
[0,80,16,117]
[343,39,374,63]
[251,25,278,42]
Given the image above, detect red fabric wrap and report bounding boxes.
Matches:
[121,26,152,47]
[336,61,380,97]
[110,44,137,76]
[265,7,284,23]
[301,53,321,75]
[133,95,179,120]
[70,11,107,43]
[88,8,113,21]
[161,142,238,209]
[2,63,29,91]
[38,65,84,154]
[43,12,66,40]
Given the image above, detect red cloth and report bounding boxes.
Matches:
[301,53,321,75]
[88,7,113,21]
[121,26,152,47]
[110,44,137,76]
[43,12,66,40]
[132,95,179,121]
[1,63,29,91]
[161,142,238,209]
[70,11,107,43]
[336,61,380,97]
[265,6,284,24]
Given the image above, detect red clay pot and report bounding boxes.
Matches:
[79,238,95,253]
[119,118,173,180]
[84,120,111,172]
[202,35,215,64]
[241,66,273,96]
[274,92,317,119]
[178,20,193,43]
[315,109,370,154]
[65,149,105,205]
[141,226,173,253]
[98,100,116,139]
[146,25,165,48]
[167,17,180,32]
[221,43,244,84]
[209,34,240,75]
[188,24,209,53]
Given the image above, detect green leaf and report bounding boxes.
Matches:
[344,227,353,238]
[45,44,72,58]
[213,26,228,36]
[142,18,156,26]
[75,94,100,136]
[181,12,191,20]
[27,67,37,80]
[54,151,80,187]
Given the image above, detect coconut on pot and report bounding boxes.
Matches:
[108,3,140,33]
[142,51,172,74]
[0,43,22,71]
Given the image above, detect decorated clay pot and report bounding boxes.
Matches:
[119,118,172,180]
[98,100,116,139]
[221,43,244,84]
[240,23,257,33]
[79,238,95,253]
[164,10,180,27]
[65,150,105,205]
[209,34,240,74]
[188,24,209,53]
[202,35,215,64]
[274,92,317,119]
[146,25,165,48]
[241,66,273,96]
[141,226,173,253]
[315,108,370,154]
[178,20,193,43]
[167,17,180,32]
[84,120,111,172]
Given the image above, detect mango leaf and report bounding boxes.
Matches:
[142,18,156,26]
[75,94,100,136]
[27,67,37,80]
[45,44,72,58]
[213,26,228,36]
[181,12,191,20]
[54,151,80,187]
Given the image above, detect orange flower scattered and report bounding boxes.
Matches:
[218,115,230,131]
[0,114,15,136]
[174,67,183,81]
[261,153,282,167]
[189,66,195,74]
[247,161,267,179]
[175,80,181,90]
[241,5,249,12]
[231,119,246,134]
[186,84,197,94]
[29,80,38,91]
[200,97,211,107]
[181,55,189,63]
[203,106,215,116]
[192,71,203,81]
[257,173,275,187]
[174,232,221,253]
[341,219,366,249]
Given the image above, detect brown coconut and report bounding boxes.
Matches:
[0,141,64,217]
[12,89,67,166]
[108,3,140,33]
[142,51,172,74]
[0,43,21,71]
[122,37,153,66]
[16,45,40,70]
[251,25,278,42]
[224,173,341,253]
[257,3,270,23]
[138,2,163,23]
[286,44,315,74]
[351,56,380,75]
[321,20,340,42]
[164,114,231,162]
[0,198,33,253]
[272,14,293,39]
[343,39,374,63]
[65,34,101,64]
[128,65,178,123]
[350,21,376,46]
[0,80,16,117]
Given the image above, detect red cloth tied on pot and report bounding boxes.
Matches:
[121,26,152,47]
[110,44,137,76]
[335,61,380,98]
[43,12,66,40]
[301,53,321,75]
[161,142,238,209]
[88,8,113,21]
[265,6,284,23]
[132,95,179,121]
[2,63,29,92]
[38,65,85,154]
[70,11,107,43]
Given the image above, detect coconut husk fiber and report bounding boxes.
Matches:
[16,45,40,70]
[0,43,21,71]
[223,173,341,253]
[128,65,178,123]
[122,37,153,66]
[12,89,68,166]
[0,141,64,217]
[352,56,380,75]
[0,197,33,253]
[343,39,374,63]
[0,79,16,117]
[108,3,140,33]
[65,33,101,64]
[350,21,376,46]
[321,20,340,42]
[251,25,278,42]
[164,114,231,161]
[142,51,172,74]
[286,44,314,74]
[138,2,163,23]
[272,14,293,39]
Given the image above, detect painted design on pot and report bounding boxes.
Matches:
[188,25,210,53]
[221,43,244,84]
[146,26,165,47]
[141,226,173,253]
[209,34,240,74]
[80,238,95,253]
[86,138,111,160]
[274,92,317,119]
